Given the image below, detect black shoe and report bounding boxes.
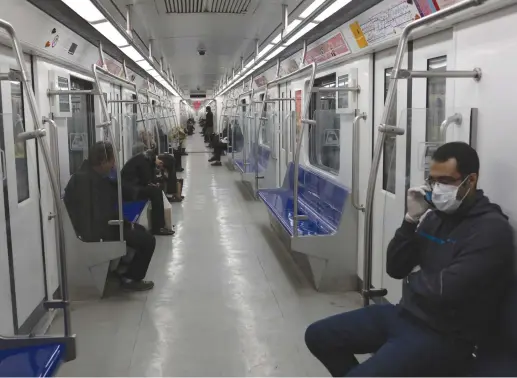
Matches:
[208,156,216,162]
[181,152,188,156]
[153,228,175,236]
[211,161,222,166]
[121,279,155,292]
[177,168,185,172]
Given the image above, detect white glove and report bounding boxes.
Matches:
[405,185,430,223]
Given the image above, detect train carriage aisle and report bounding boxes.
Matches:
[50,131,361,377]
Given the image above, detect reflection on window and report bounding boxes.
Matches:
[383,68,396,194]
[338,74,349,109]
[309,74,339,173]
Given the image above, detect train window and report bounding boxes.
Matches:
[426,56,447,143]
[382,68,397,194]
[69,77,94,175]
[11,74,29,203]
[337,74,349,108]
[259,94,269,146]
[309,73,339,173]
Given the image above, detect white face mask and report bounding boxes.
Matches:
[431,176,471,214]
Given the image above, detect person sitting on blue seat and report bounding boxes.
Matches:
[64,141,156,292]
[305,142,514,377]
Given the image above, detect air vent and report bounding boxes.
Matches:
[164,0,251,14]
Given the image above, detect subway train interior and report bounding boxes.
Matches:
[0,0,517,376]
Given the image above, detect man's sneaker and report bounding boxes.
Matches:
[208,156,217,162]
[211,161,222,166]
[121,279,155,292]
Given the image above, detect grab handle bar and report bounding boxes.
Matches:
[352,112,367,212]
[0,149,6,181]
[440,113,462,140]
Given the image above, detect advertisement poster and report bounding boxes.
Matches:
[304,32,350,64]
[295,90,302,143]
[414,0,460,17]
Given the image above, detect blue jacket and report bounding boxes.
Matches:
[387,190,514,344]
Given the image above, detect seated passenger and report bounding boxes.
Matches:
[305,142,514,377]
[209,123,236,166]
[156,153,184,202]
[121,149,175,236]
[64,142,156,292]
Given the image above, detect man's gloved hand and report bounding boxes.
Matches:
[405,185,430,223]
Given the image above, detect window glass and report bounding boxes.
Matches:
[259,94,269,146]
[309,73,339,173]
[424,56,447,175]
[11,74,29,202]
[382,68,397,194]
[337,74,349,109]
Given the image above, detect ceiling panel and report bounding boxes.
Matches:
[100,0,308,91]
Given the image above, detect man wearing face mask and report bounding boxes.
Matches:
[304,142,514,377]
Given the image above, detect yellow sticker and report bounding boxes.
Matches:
[350,21,368,49]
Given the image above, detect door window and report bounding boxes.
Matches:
[10,73,29,203]
[309,73,340,173]
[382,68,397,194]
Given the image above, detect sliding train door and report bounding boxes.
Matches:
[0,49,45,333]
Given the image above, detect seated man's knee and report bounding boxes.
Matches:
[305,321,329,355]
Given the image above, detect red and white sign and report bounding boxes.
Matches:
[304,32,350,65]
[193,101,201,111]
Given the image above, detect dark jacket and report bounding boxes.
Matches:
[121,152,156,188]
[387,190,514,344]
[206,111,214,129]
[64,160,132,242]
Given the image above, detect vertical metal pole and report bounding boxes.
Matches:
[255,39,259,60]
[276,58,281,78]
[302,40,307,65]
[149,39,153,60]
[126,4,133,38]
[122,59,129,80]
[282,4,288,38]
[99,40,107,69]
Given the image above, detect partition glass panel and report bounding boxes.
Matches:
[256,112,278,190]
[309,109,341,174]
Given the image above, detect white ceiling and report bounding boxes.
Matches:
[98,0,310,92]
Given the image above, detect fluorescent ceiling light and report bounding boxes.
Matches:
[137,60,153,70]
[254,60,268,70]
[120,45,144,62]
[265,45,287,61]
[315,0,352,22]
[61,0,105,22]
[299,0,326,18]
[284,19,302,35]
[245,60,254,69]
[285,22,318,45]
[92,21,127,47]
[147,69,158,76]
[272,33,282,44]
[257,44,275,59]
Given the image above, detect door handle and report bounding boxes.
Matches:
[352,112,367,212]
[440,113,462,141]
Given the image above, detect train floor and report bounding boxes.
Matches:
[50,131,362,376]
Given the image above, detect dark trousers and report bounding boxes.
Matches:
[213,142,227,161]
[173,149,182,170]
[137,185,165,231]
[123,223,156,281]
[305,304,473,377]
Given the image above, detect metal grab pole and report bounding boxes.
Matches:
[292,62,317,236]
[361,0,486,306]
[0,18,73,339]
[92,64,124,242]
[352,112,367,212]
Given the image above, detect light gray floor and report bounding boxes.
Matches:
[51,133,362,376]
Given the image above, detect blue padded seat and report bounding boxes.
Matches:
[122,200,147,223]
[0,343,64,377]
[258,163,348,236]
[470,282,517,376]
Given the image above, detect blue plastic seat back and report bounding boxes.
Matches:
[122,200,147,223]
[0,343,64,377]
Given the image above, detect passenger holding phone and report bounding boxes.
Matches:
[305,142,514,377]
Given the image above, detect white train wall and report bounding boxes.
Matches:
[0,0,175,334]
[217,0,517,303]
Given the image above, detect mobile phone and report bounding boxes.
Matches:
[424,190,435,208]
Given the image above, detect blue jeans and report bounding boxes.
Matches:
[305,304,473,377]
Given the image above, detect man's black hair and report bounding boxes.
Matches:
[89,141,114,167]
[206,106,211,112]
[432,142,479,176]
